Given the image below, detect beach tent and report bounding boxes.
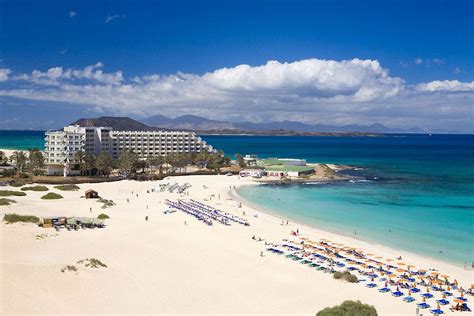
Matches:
[85,189,99,199]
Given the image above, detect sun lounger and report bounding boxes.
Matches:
[379,287,390,293]
[422,293,434,299]
[430,308,444,314]
[417,303,430,309]
[436,299,449,305]
[403,296,416,303]
[455,296,467,302]
[443,291,453,296]
[392,291,404,297]
[366,283,377,288]
[411,288,421,293]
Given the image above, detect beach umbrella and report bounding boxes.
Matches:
[441,274,449,279]
[431,271,440,276]
[375,256,383,259]
[453,299,464,304]
[396,268,405,273]
[386,259,394,262]
[366,253,374,256]
[397,262,406,266]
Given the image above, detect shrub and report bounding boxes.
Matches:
[0,190,27,197]
[2,169,16,178]
[333,271,358,283]
[54,184,80,191]
[61,265,78,273]
[346,274,358,283]
[77,258,107,268]
[97,213,110,220]
[317,300,378,316]
[0,198,16,206]
[41,192,63,200]
[9,180,25,187]
[21,185,49,192]
[98,198,115,208]
[3,213,39,224]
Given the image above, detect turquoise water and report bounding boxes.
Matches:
[1,131,473,264]
[216,134,474,265]
[0,130,45,150]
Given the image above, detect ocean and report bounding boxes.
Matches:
[1,131,473,265]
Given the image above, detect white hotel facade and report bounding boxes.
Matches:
[44,125,214,176]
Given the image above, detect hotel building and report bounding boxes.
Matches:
[44,125,213,176]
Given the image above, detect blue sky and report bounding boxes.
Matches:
[0,0,473,132]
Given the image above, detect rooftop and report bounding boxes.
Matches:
[264,165,314,172]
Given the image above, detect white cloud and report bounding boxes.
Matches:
[0,58,473,132]
[105,14,122,23]
[0,69,11,82]
[416,80,474,92]
[69,11,76,17]
[415,58,423,65]
[454,67,461,74]
[13,62,123,86]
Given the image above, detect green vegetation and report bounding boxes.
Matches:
[97,213,110,220]
[60,265,78,273]
[54,184,80,191]
[346,274,358,283]
[9,180,26,187]
[317,300,377,316]
[0,198,16,206]
[41,192,63,200]
[333,271,358,283]
[98,198,115,209]
[3,213,39,224]
[77,258,107,268]
[235,153,247,168]
[21,185,49,192]
[0,190,27,197]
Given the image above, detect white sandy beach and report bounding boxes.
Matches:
[1,175,472,315]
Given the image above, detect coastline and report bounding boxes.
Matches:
[230,183,470,270]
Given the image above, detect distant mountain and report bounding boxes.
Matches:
[141,114,425,134]
[143,114,235,130]
[72,116,156,131]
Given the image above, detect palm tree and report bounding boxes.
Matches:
[10,151,27,176]
[28,148,45,175]
[84,153,97,176]
[235,153,246,169]
[0,151,7,165]
[95,152,114,177]
[74,150,86,176]
[118,150,138,176]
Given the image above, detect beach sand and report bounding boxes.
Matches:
[1,175,472,315]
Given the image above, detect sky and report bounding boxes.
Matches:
[0,0,473,132]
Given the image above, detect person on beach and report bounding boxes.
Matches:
[127,198,129,203]
[145,216,148,221]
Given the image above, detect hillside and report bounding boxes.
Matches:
[71,116,156,131]
[142,114,425,134]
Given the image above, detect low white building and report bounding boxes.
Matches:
[239,169,264,178]
[44,125,214,176]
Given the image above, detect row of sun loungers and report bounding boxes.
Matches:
[264,238,471,315]
[167,183,191,193]
[189,199,249,226]
[164,199,251,227]
[165,199,213,225]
